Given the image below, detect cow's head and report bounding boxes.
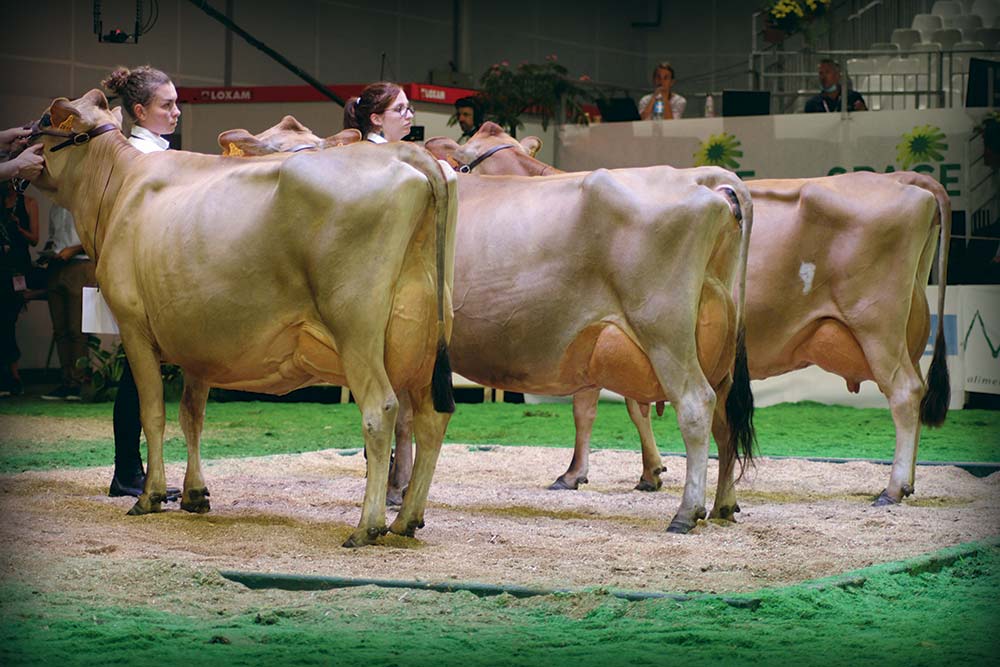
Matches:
[218,115,361,156]
[425,121,553,176]
[31,89,124,196]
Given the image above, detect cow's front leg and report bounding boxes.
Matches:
[549,388,600,490]
[709,386,740,522]
[666,384,715,534]
[626,398,664,491]
[387,392,414,507]
[178,376,211,513]
[122,343,168,516]
[390,386,450,537]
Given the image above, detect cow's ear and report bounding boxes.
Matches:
[424,136,460,160]
[49,98,80,131]
[323,128,361,147]
[218,129,264,156]
[81,89,110,111]
[111,106,124,127]
[520,136,542,157]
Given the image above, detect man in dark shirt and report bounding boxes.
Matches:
[805,59,867,113]
[455,97,483,144]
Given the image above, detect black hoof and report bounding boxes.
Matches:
[343,525,388,548]
[667,506,707,534]
[110,476,181,503]
[634,477,662,492]
[126,495,165,516]
[548,475,586,491]
[386,486,407,507]
[710,503,741,521]
[873,489,901,506]
[181,488,211,514]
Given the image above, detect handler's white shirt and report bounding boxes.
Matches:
[128,125,170,153]
[366,132,388,144]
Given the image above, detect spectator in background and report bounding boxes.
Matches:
[343,82,414,143]
[805,59,867,113]
[454,97,483,144]
[0,179,39,397]
[40,205,94,402]
[0,127,44,182]
[638,63,686,120]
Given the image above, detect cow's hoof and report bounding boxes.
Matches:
[901,483,914,498]
[709,503,741,521]
[386,486,406,507]
[181,488,211,514]
[126,493,166,516]
[343,525,387,548]
[548,475,585,491]
[634,476,662,492]
[389,517,425,537]
[666,506,707,534]
[873,489,901,506]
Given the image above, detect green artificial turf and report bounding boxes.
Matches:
[0,398,997,473]
[0,542,997,666]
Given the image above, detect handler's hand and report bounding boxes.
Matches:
[0,127,31,152]
[10,144,44,180]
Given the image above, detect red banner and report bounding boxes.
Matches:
[177,83,477,106]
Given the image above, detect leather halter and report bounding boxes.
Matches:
[454,143,517,173]
[29,120,122,153]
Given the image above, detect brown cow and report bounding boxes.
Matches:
[29,90,458,547]
[431,123,951,514]
[225,118,757,533]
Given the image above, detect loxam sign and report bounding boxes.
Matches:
[826,124,960,196]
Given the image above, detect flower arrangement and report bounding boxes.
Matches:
[473,55,589,137]
[765,0,830,35]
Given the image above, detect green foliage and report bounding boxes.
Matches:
[75,337,184,403]
[477,55,590,137]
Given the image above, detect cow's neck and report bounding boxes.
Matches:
[65,134,138,261]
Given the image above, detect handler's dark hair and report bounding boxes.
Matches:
[454,96,483,126]
[102,65,173,121]
[343,81,403,138]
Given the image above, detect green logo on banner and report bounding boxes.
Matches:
[896,124,948,169]
[694,133,743,170]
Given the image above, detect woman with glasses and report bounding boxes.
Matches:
[343,82,414,143]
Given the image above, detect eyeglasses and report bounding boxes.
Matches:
[389,104,415,117]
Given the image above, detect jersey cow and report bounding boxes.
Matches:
[30,90,459,547]
[226,117,757,533]
[433,123,951,515]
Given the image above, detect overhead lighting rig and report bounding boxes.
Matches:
[93,0,159,44]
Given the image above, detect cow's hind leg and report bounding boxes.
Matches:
[874,360,925,505]
[667,383,716,534]
[549,388,600,490]
[626,398,664,491]
[122,343,168,516]
[387,392,414,507]
[341,355,398,548]
[389,386,451,537]
[178,377,211,514]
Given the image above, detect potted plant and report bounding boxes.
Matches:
[763,0,831,44]
[474,55,589,138]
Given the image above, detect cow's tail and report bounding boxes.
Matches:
[921,186,951,427]
[397,147,456,413]
[717,183,756,474]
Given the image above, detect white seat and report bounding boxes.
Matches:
[886,57,922,110]
[958,0,977,11]
[950,14,984,39]
[932,0,964,18]
[972,0,1000,25]
[912,14,945,42]
[972,26,1000,45]
[931,28,964,49]
[891,28,923,51]
[953,39,986,50]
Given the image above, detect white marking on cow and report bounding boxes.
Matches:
[799,262,816,294]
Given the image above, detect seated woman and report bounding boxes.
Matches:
[343,82,414,143]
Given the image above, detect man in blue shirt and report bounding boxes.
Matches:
[805,59,867,113]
